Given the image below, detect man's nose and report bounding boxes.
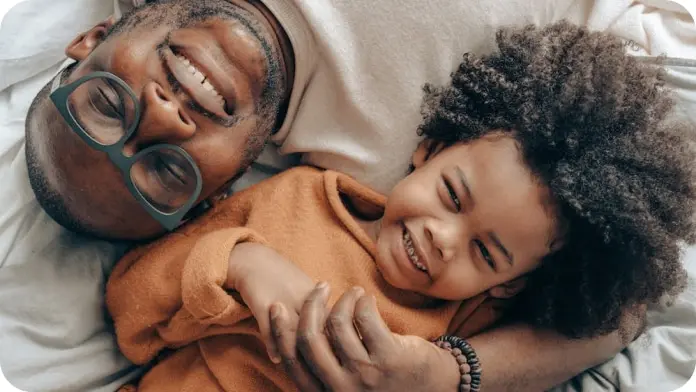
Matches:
[123,81,196,154]
[424,219,461,263]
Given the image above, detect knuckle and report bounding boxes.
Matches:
[370,355,389,370]
[296,330,318,348]
[281,355,299,369]
[304,289,322,303]
[271,324,286,339]
[326,313,348,331]
[357,366,383,390]
[370,353,396,373]
[353,309,372,326]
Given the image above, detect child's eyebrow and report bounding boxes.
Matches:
[488,231,514,265]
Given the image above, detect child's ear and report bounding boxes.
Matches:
[65,16,115,61]
[488,277,527,299]
[411,139,446,169]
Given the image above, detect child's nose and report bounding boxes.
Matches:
[123,82,196,154]
[424,220,460,263]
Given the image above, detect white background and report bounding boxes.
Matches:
[0,0,694,391]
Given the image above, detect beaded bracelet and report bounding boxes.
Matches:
[434,335,482,392]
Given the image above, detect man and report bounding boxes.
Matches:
[2,0,695,391]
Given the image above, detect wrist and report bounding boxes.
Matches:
[435,336,482,392]
[434,344,462,392]
[225,242,260,289]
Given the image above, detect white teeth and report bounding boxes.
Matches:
[202,80,215,91]
[403,230,428,272]
[176,53,223,99]
[192,69,205,83]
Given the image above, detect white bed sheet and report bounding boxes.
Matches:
[0,0,694,391]
[0,2,141,391]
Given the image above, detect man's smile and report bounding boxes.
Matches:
[163,45,237,119]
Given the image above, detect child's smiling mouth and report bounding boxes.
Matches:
[402,226,429,274]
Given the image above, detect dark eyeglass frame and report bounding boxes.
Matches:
[49,70,203,231]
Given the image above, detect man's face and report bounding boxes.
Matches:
[26,0,288,240]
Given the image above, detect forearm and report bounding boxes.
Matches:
[225,242,275,289]
[108,228,265,363]
[463,306,646,392]
[466,324,622,392]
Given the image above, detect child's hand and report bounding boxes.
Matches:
[226,242,315,364]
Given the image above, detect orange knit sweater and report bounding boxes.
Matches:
[107,167,504,392]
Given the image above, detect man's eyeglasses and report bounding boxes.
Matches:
[49,70,203,231]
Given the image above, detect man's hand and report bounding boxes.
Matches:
[226,242,315,364]
[269,283,460,392]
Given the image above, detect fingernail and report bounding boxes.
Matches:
[353,286,365,296]
[317,281,329,290]
[269,353,281,364]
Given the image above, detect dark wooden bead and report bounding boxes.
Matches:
[438,336,483,392]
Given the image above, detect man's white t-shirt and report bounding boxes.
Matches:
[257,0,597,193]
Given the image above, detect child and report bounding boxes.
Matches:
[106,21,696,391]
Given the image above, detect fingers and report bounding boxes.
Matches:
[326,287,371,371]
[270,303,324,392]
[353,294,394,355]
[257,312,281,364]
[297,282,345,388]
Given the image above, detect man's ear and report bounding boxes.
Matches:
[411,139,446,169]
[488,277,527,299]
[65,16,115,61]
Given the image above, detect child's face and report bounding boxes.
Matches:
[376,134,559,300]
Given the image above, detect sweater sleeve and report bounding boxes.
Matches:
[106,227,268,365]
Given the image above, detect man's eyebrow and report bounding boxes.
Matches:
[454,165,475,206]
[488,232,514,265]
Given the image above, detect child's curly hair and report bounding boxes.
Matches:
[419,21,696,338]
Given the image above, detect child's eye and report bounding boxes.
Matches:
[443,178,461,212]
[474,239,496,271]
